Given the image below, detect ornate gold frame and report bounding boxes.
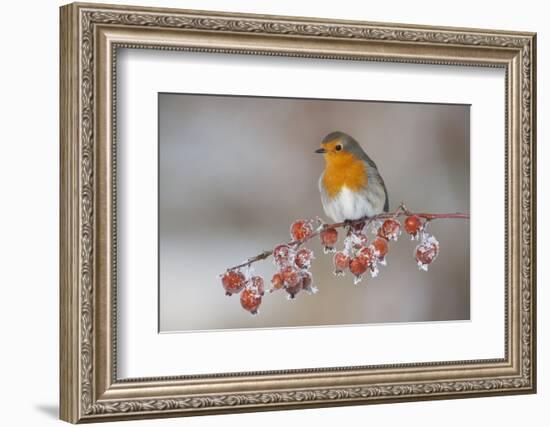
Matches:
[60,2,537,423]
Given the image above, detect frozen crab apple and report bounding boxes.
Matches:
[358,245,380,277]
[333,251,349,276]
[290,219,315,241]
[270,272,284,292]
[282,265,303,298]
[372,236,389,259]
[404,215,423,238]
[240,289,262,314]
[357,246,375,269]
[273,244,293,268]
[378,218,401,241]
[295,247,314,269]
[320,227,338,252]
[281,266,300,288]
[349,257,368,283]
[415,235,440,271]
[221,270,246,296]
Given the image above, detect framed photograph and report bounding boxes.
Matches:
[60,2,537,423]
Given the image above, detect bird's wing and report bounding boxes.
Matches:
[350,139,390,212]
[358,150,379,170]
[364,160,389,213]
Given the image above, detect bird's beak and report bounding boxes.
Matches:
[315,148,326,154]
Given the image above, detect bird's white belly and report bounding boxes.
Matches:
[323,186,379,222]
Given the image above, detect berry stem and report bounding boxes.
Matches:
[225,205,469,272]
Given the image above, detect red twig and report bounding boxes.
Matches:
[226,203,469,272]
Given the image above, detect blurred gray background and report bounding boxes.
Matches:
[159,93,470,332]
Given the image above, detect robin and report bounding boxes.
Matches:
[315,131,389,222]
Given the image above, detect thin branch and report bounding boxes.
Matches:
[227,251,272,272]
[226,203,469,272]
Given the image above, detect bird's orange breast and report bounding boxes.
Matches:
[322,152,368,198]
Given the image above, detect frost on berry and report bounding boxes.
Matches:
[349,257,367,284]
[415,235,440,271]
[248,276,265,296]
[283,267,302,299]
[270,272,284,293]
[378,218,401,241]
[221,270,246,296]
[320,227,338,253]
[240,288,262,314]
[357,246,374,268]
[343,234,355,255]
[333,251,349,276]
[404,215,423,239]
[281,266,300,288]
[358,246,380,278]
[273,244,293,268]
[351,232,369,250]
[369,259,380,278]
[295,247,314,270]
[371,219,383,234]
[290,219,314,241]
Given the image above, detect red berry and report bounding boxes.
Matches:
[415,236,440,271]
[349,257,368,284]
[290,219,314,241]
[333,251,349,275]
[295,247,314,269]
[378,218,401,241]
[320,227,338,251]
[273,244,293,267]
[357,246,375,268]
[281,266,300,287]
[404,215,423,237]
[240,289,262,314]
[248,276,265,295]
[221,270,246,296]
[372,236,388,258]
[281,266,302,298]
[270,273,284,292]
[349,257,367,277]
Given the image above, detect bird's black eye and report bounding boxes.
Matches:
[335,144,343,151]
